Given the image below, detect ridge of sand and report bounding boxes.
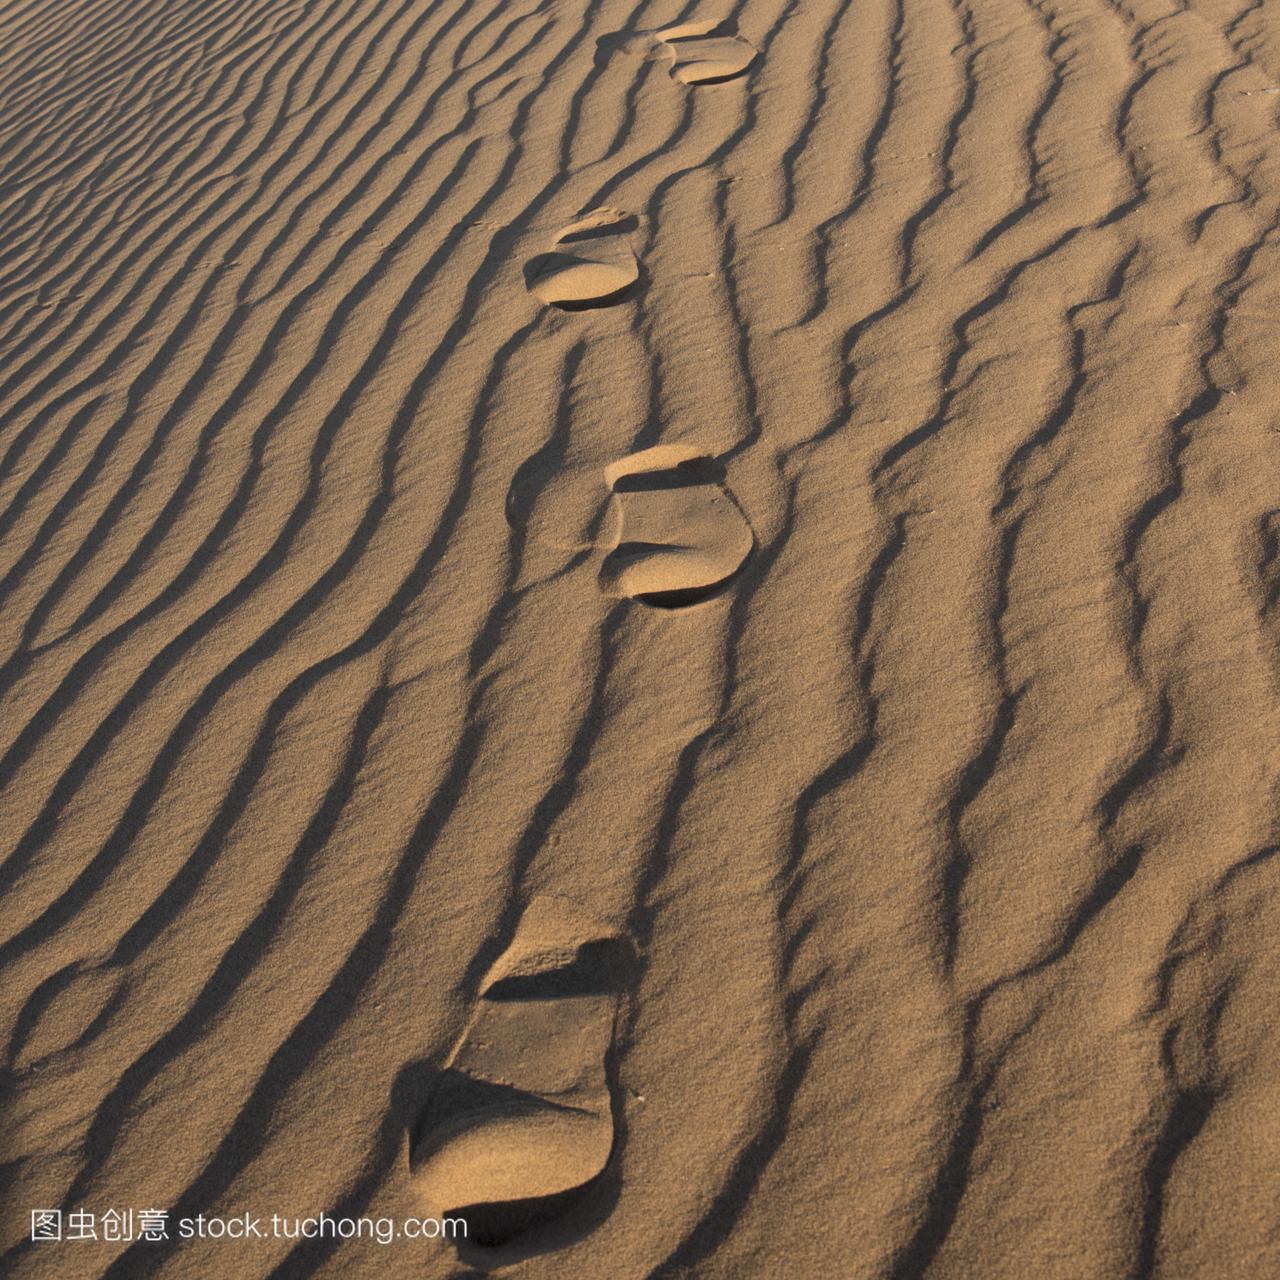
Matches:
[2,0,1280,1276]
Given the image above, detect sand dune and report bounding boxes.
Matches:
[1,0,1279,1275]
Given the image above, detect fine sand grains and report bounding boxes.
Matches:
[3,0,1280,1276]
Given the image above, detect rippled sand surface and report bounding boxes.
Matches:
[2,0,1279,1275]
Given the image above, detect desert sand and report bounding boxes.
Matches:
[1,0,1279,1275]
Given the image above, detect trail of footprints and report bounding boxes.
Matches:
[518,27,759,610]
[408,22,759,1259]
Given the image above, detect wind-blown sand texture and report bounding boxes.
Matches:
[1,0,1279,1275]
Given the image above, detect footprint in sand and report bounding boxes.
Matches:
[599,446,755,607]
[524,209,641,310]
[409,898,632,1251]
[598,20,759,86]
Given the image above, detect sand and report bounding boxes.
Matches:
[1,0,1278,1275]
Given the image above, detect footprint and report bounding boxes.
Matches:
[409,898,632,1251]
[599,446,755,607]
[524,209,640,309]
[661,24,760,85]
[598,21,758,86]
